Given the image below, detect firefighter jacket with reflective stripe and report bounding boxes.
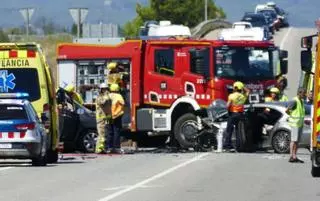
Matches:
[96,92,111,121]
[109,92,125,119]
[265,97,274,102]
[228,92,246,113]
[72,92,84,105]
[288,97,305,128]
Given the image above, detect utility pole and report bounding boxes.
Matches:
[69,8,88,38]
[204,0,208,21]
[19,8,34,37]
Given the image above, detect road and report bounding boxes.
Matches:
[0,28,319,201]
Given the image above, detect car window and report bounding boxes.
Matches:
[0,104,28,120]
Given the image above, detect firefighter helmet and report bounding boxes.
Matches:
[99,83,108,89]
[233,81,244,90]
[64,84,75,93]
[107,62,117,70]
[110,83,120,92]
[270,87,280,94]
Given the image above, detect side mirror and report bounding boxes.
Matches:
[301,36,313,49]
[301,50,312,72]
[76,108,85,115]
[280,60,288,74]
[280,50,288,59]
[40,113,49,123]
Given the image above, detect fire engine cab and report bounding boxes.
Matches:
[57,36,288,148]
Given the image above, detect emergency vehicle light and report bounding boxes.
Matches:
[0,93,29,99]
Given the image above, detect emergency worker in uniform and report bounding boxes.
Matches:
[64,84,84,106]
[276,76,289,102]
[265,87,280,102]
[224,81,250,150]
[286,87,306,163]
[95,83,111,154]
[107,83,125,154]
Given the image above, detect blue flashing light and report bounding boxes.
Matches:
[0,92,29,99]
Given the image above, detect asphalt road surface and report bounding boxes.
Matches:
[0,28,319,201]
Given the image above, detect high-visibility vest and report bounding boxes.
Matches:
[109,92,125,119]
[265,96,274,102]
[288,97,305,128]
[72,92,84,105]
[228,92,246,113]
[279,94,288,102]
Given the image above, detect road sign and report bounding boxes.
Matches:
[19,8,34,22]
[69,8,88,24]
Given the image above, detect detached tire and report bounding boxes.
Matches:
[174,113,198,149]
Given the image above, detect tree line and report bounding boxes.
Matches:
[0,0,226,42]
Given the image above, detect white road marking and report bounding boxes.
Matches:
[103,185,162,191]
[98,153,209,201]
[0,167,14,171]
[280,27,293,49]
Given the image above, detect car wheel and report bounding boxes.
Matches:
[272,130,290,154]
[174,113,198,149]
[46,149,58,163]
[78,130,98,153]
[32,148,47,167]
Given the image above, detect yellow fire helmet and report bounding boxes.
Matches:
[233,81,244,90]
[110,83,120,92]
[270,87,280,94]
[107,62,117,70]
[64,84,75,93]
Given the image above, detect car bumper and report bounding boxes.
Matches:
[0,142,42,159]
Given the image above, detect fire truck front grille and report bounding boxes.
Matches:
[154,118,167,128]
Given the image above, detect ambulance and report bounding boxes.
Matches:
[0,43,59,163]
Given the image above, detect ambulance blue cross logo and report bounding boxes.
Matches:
[0,70,16,93]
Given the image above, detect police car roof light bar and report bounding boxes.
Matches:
[0,92,29,99]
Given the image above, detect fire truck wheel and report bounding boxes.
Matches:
[174,113,198,148]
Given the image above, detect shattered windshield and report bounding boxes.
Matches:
[214,46,277,80]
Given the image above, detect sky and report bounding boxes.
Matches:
[0,0,318,28]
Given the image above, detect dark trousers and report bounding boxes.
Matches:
[224,112,242,148]
[107,116,122,150]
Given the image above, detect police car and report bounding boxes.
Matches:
[0,93,47,166]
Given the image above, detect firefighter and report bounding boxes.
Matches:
[286,87,306,163]
[265,87,280,102]
[276,76,289,102]
[223,81,250,151]
[306,90,313,104]
[95,83,111,154]
[64,84,84,106]
[107,83,125,154]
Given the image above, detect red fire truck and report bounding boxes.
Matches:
[57,38,288,148]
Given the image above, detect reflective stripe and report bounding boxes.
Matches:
[279,94,288,102]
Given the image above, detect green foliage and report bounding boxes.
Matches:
[71,23,83,37]
[0,29,10,42]
[122,0,226,37]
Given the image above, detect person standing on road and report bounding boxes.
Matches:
[286,87,306,163]
[224,81,250,151]
[107,83,125,154]
[95,83,111,154]
[306,90,313,104]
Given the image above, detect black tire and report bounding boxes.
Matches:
[32,152,47,166]
[78,130,98,153]
[235,119,253,152]
[311,165,320,177]
[46,149,58,163]
[174,113,198,149]
[272,130,290,154]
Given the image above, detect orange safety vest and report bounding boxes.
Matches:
[228,92,246,113]
[109,92,125,119]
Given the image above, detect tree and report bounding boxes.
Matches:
[34,16,65,35]
[0,29,10,42]
[122,0,226,37]
[71,23,83,37]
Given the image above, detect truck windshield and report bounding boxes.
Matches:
[214,46,277,80]
[0,68,40,101]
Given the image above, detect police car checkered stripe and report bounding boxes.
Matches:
[0,132,26,139]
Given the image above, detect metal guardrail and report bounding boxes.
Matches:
[191,19,232,39]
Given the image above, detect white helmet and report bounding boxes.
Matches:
[99,83,108,89]
[266,2,276,7]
